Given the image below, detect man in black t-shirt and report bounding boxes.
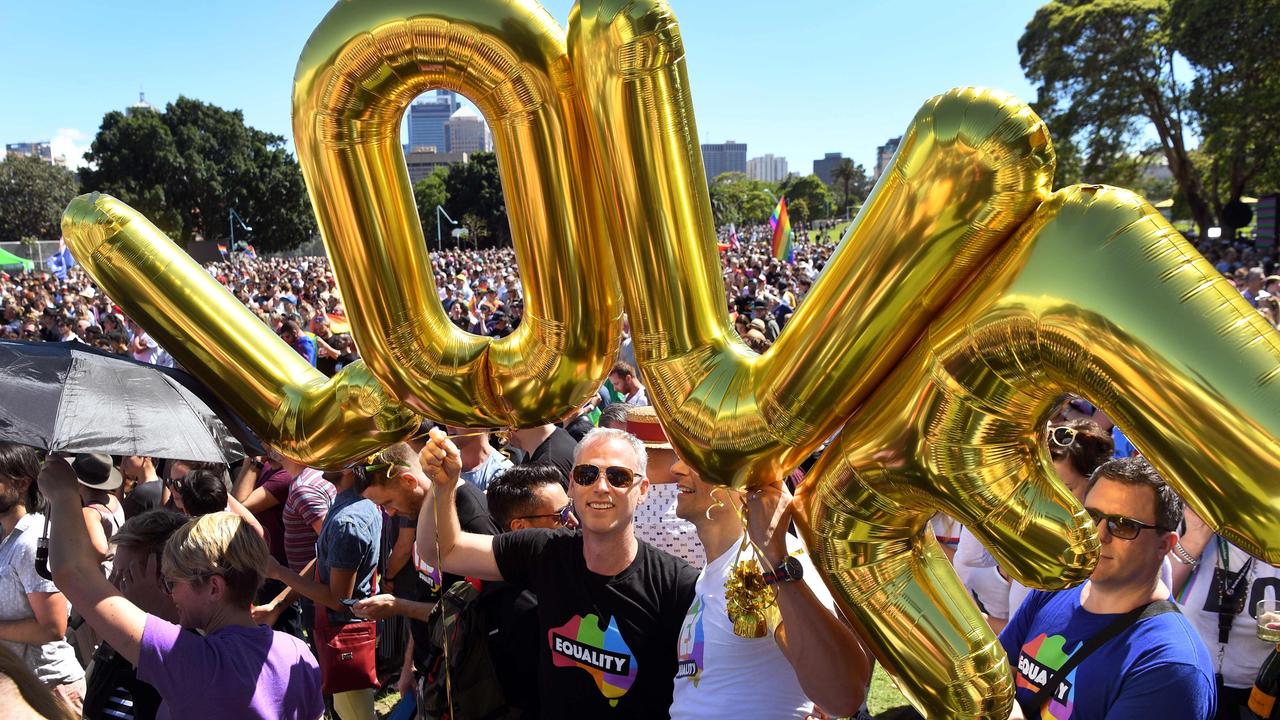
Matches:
[352,442,499,697]
[418,426,699,719]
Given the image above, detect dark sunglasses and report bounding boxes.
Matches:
[513,503,573,526]
[571,464,638,489]
[1086,508,1170,541]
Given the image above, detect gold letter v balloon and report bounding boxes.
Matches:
[570,1,1280,718]
[61,0,1280,716]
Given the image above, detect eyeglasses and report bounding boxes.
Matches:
[1086,508,1170,541]
[513,503,573,526]
[1049,425,1078,448]
[571,464,638,489]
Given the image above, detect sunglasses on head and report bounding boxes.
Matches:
[161,570,221,594]
[571,464,638,488]
[513,503,574,526]
[1086,508,1170,541]
[1049,425,1078,448]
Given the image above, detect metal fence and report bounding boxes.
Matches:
[0,240,62,266]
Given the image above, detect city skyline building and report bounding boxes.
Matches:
[812,152,844,187]
[444,106,491,153]
[5,142,52,162]
[405,148,470,184]
[407,90,461,153]
[747,153,788,183]
[700,141,747,184]
[874,136,902,182]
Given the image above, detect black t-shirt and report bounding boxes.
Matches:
[527,427,577,485]
[493,529,699,719]
[408,482,498,668]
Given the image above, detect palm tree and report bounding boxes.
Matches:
[831,158,856,218]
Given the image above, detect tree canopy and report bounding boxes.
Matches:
[0,155,79,243]
[80,97,315,252]
[709,172,777,227]
[1020,0,1280,235]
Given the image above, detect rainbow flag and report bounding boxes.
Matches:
[769,196,793,263]
[326,312,351,334]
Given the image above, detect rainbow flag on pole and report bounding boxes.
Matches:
[769,196,794,263]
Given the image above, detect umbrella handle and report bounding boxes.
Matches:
[35,518,52,581]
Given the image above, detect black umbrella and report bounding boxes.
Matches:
[0,339,264,464]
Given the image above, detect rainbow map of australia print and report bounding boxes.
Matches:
[549,613,639,707]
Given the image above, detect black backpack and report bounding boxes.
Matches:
[419,580,521,720]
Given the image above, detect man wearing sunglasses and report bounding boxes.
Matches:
[999,457,1215,719]
[418,426,699,719]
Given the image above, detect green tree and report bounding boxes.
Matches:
[778,174,835,223]
[80,97,315,252]
[1168,0,1280,232]
[442,152,508,247]
[1019,0,1214,234]
[708,172,778,227]
[0,155,79,242]
[830,158,871,217]
[414,167,449,246]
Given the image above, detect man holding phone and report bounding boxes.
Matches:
[416,427,698,719]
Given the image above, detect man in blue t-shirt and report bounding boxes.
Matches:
[999,457,1216,719]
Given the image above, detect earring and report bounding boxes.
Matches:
[706,486,727,521]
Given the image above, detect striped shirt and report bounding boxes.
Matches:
[282,469,334,573]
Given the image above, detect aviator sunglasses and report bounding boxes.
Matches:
[571,464,638,489]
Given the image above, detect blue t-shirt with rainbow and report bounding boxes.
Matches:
[999,584,1216,719]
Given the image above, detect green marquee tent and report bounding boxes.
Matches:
[0,247,35,272]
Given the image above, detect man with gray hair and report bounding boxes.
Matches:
[417,426,698,719]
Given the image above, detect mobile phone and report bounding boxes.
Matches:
[340,598,360,607]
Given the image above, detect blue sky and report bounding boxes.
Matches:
[0,0,1043,174]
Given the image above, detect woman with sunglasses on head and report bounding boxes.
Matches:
[37,455,324,720]
[964,419,1114,633]
[417,427,699,719]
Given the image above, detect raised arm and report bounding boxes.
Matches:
[39,456,148,665]
[415,429,501,582]
[747,481,871,716]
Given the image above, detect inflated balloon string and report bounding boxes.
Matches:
[432,487,455,717]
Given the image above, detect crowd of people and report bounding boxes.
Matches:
[0,227,1276,720]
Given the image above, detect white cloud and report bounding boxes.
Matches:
[49,128,92,170]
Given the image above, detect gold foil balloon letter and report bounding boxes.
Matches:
[62,0,623,467]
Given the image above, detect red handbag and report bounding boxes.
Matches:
[313,606,380,695]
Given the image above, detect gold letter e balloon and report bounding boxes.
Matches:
[61,0,1280,717]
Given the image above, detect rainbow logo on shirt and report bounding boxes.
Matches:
[675,596,706,686]
[549,614,638,706]
[1015,633,1077,719]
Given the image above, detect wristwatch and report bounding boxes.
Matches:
[763,555,803,586]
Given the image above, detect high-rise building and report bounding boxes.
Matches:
[445,107,491,153]
[5,142,53,163]
[747,154,788,183]
[700,141,747,184]
[405,148,470,184]
[813,152,844,186]
[407,90,462,153]
[874,137,902,181]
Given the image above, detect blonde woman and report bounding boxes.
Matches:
[39,455,323,720]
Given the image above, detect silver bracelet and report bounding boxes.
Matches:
[1172,542,1200,567]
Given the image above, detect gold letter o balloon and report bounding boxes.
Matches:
[61,1,1280,717]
